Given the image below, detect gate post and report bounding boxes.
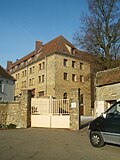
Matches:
[20,89,31,128]
[70,88,81,130]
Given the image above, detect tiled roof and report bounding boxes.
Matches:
[95,67,120,86]
[0,65,15,81]
[7,35,92,70]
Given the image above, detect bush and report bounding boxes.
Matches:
[0,123,17,129]
[7,123,17,129]
[0,124,8,129]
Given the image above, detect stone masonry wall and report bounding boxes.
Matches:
[0,102,20,126]
[69,88,80,130]
[0,90,31,128]
[0,89,83,130]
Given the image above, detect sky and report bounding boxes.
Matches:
[0,0,88,68]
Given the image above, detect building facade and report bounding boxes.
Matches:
[95,67,120,117]
[0,65,15,101]
[7,35,91,115]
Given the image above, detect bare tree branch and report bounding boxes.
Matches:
[73,0,120,70]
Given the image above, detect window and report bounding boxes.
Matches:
[80,75,84,82]
[42,75,44,82]
[39,63,42,70]
[32,78,34,85]
[0,97,2,101]
[24,60,27,65]
[0,80,2,92]
[38,91,44,97]
[63,92,67,99]
[16,73,20,80]
[107,102,120,119]
[17,64,20,69]
[29,78,34,86]
[0,80,4,93]
[29,79,31,86]
[38,75,44,83]
[72,74,77,81]
[80,62,84,70]
[39,76,41,83]
[24,70,26,76]
[22,71,24,77]
[63,59,68,66]
[43,62,45,69]
[64,73,68,80]
[39,62,45,70]
[81,94,83,104]
[30,68,32,74]
[33,66,35,73]
[22,70,27,77]
[22,81,24,88]
[32,55,35,62]
[72,61,76,68]
[18,73,20,79]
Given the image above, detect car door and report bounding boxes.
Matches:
[102,102,120,144]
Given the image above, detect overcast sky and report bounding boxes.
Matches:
[0,0,88,68]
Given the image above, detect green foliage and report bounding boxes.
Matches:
[0,123,17,129]
[7,123,17,129]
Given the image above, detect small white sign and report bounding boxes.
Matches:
[71,102,76,108]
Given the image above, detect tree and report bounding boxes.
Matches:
[73,0,120,70]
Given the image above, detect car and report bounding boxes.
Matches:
[88,101,120,147]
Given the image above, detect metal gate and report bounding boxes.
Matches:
[31,97,70,128]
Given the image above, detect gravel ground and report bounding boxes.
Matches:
[0,127,120,160]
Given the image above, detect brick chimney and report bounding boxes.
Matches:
[7,61,13,70]
[35,40,42,53]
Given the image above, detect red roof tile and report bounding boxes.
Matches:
[7,35,92,70]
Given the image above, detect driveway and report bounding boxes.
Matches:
[0,127,119,160]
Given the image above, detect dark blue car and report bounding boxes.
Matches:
[88,101,120,147]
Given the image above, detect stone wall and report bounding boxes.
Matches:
[69,88,80,130]
[0,90,31,128]
[0,101,19,126]
[0,89,86,130]
[96,83,120,101]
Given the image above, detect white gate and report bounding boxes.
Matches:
[31,97,70,128]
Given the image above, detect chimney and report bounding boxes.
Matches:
[7,61,13,69]
[35,40,42,53]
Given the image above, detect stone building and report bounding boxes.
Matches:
[0,65,15,101]
[7,35,91,116]
[95,67,120,117]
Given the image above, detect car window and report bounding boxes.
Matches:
[106,102,120,118]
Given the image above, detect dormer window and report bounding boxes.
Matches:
[65,44,76,55]
[32,55,35,62]
[17,64,20,69]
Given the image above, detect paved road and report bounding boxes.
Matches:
[0,127,120,160]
